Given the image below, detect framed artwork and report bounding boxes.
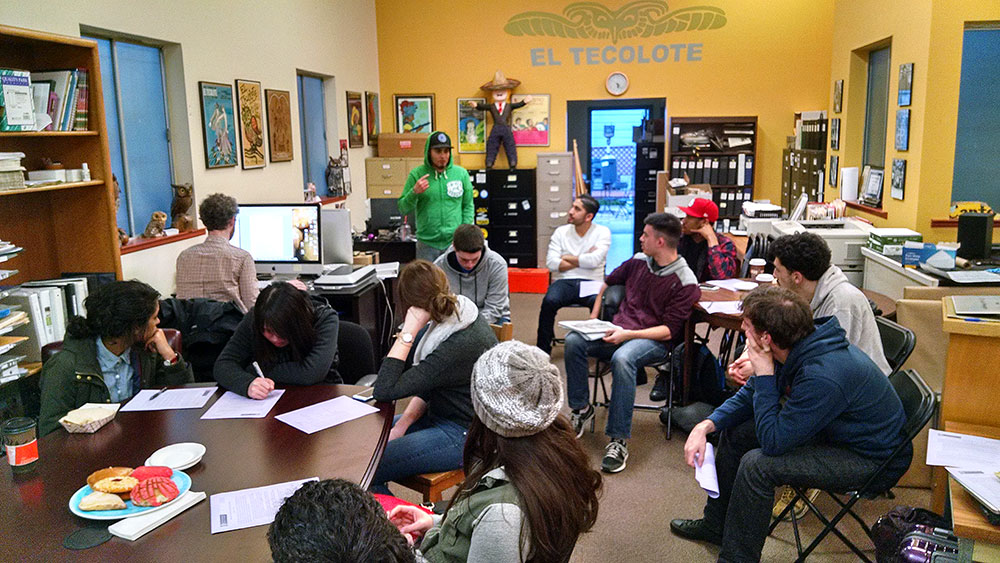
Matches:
[235,79,266,169]
[511,94,550,146]
[898,63,913,106]
[265,89,293,162]
[365,91,380,146]
[830,118,840,150]
[346,91,364,148]
[829,155,839,187]
[860,166,884,207]
[895,109,910,151]
[457,97,486,154]
[833,79,844,113]
[198,81,238,168]
[393,94,435,134]
[891,158,906,200]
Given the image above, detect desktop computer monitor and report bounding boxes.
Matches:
[321,207,353,266]
[369,198,416,233]
[231,203,324,276]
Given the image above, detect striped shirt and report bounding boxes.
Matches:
[175,234,258,312]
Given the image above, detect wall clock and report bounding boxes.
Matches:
[606,71,629,96]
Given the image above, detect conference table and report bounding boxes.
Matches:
[0,384,393,560]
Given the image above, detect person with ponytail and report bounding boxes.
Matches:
[214,281,340,399]
[389,341,603,562]
[38,280,193,435]
[370,260,497,495]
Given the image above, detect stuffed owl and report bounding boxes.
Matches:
[170,183,194,232]
[142,211,168,238]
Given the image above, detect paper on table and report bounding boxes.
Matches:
[947,467,1000,514]
[694,443,720,498]
[200,390,284,419]
[579,280,603,298]
[706,279,758,292]
[700,301,743,315]
[926,429,1000,469]
[120,387,218,412]
[275,395,379,434]
[210,478,318,534]
[557,319,620,341]
[108,490,207,541]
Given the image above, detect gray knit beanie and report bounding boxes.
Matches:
[470,340,564,438]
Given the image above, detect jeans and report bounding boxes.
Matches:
[703,419,910,562]
[415,240,445,263]
[535,279,598,354]
[564,332,670,440]
[369,413,468,496]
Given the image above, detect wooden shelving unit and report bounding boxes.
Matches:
[0,24,121,285]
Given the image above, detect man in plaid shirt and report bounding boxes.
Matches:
[175,193,258,312]
[677,198,738,283]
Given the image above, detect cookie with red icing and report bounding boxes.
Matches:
[130,476,180,507]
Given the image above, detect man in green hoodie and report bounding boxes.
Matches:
[398,131,474,262]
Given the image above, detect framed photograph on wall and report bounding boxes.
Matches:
[833,79,844,113]
[895,109,910,151]
[365,91,380,146]
[265,89,293,162]
[393,94,435,134]
[511,94,550,146]
[346,91,364,148]
[235,79,266,169]
[860,166,884,207]
[898,63,913,106]
[457,97,486,154]
[829,155,839,187]
[891,158,906,200]
[830,118,840,150]
[198,81,239,169]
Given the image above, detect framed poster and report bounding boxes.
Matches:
[891,158,906,200]
[346,91,364,148]
[511,94,550,146]
[895,109,910,151]
[898,63,913,106]
[365,91,380,146]
[265,89,293,162]
[235,79,266,169]
[198,81,238,168]
[393,94,435,134]
[457,97,486,154]
[829,155,839,187]
[830,118,840,150]
[833,79,844,113]
[860,166,884,207]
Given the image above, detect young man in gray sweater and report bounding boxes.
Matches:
[433,224,510,324]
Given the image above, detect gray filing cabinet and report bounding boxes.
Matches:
[536,152,575,267]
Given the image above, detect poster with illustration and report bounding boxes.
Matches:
[511,94,550,146]
[365,91,380,146]
[458,97,486,153]
[393,94,435,134]
[265,89,293,162]
[199,82,239,168]
[347,91,363,148]
[235,79,266,169]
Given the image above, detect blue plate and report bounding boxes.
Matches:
[68,470,191,520]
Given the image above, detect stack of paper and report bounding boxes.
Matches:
[926,429,1000,515]
[108,491,206,541]
[557,319,620,341]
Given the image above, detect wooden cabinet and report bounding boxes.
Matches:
[365,157,421,198]
[0,25,121,284]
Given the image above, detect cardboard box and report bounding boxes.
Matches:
[901,242,959,269]
[377,133,427,158]
[353,251,379,265]
[867,228,922,256]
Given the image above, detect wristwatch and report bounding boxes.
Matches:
[399,332,415,344]
[163,354,179,367]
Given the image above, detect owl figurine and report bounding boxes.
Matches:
[170,183,194,232]
[142,211,168,238]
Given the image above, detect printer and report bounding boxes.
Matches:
[770,218,874,287]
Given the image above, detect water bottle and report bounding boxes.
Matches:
[398,217,412,242]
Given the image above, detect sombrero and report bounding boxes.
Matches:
[480,70,521,91]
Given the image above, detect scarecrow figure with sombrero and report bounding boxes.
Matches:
[468,70,532,169]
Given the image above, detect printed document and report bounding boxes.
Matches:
[121,387,218,412]
[926,429,1000,469]
[557,319,620,341]
[210,478,317,534]
[275,395,379,434]
[578,280,603,298]
[694,443,720,498]
[201,390,284,419]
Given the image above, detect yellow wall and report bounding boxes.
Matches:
[375,0,834,206]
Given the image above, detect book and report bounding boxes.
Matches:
[60,70,78,131]
[557,319,621,341]
[0,69,34,131]
[31,70,73,131]
[72,68,88,131]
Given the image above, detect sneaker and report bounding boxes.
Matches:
[601,439,629,473]
[570,405,595,439]
[649,372,670,401]
[772,486,819,521]
[669,518,723,546]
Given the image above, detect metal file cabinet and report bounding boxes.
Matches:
[536,152,575,269]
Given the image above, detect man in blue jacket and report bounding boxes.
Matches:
[670,286,911,562]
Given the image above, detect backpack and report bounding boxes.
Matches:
[871,505,952,563]
[670,341,730,407]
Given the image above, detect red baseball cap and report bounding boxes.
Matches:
[678,198,719,223]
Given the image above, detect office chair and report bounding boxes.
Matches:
[875,316,917,374]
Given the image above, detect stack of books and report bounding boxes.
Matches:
[31,68,88,131]
[0,153,25,191]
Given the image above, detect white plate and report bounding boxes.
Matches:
[732,281,758,291]
[144,443,206,471]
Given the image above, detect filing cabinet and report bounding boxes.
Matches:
[365,157,422,198]
[471,168,537,267]
[536,152,575,269]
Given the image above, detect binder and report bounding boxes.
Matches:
[671,158,681,179]
[727,158,737,185]
[718,157,729,185]
[710,158,720,184]
[5,291,48,362]
[671,125,681,153]
[695,159,704,183]
[737,154,747,186]
[744,155,754,186]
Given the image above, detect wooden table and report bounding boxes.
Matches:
[944,421,1000,563]
[0,384,393,560]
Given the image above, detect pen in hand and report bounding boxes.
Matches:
[148,386,168,401]
[252,361,265,379]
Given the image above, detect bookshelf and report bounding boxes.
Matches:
[0,25,121,285]
[662,116,758,222]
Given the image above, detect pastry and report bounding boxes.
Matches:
[130,476,180,507]
[93,475,139,494]
[63,407,114,425]
[86,466,133,489]
[79,491,126,511]
[131,466,172,481]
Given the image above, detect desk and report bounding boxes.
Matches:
[354,239,415,265]
[0,384,393,560]
[862,247,938,301]
[945,421,1000,562]
[313,277,396,362]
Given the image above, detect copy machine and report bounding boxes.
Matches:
[770,218,874,286]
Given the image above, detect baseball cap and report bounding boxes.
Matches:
[427,131,452,150]
[678,198,719,223]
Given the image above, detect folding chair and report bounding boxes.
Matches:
[875,316,916,374]
[768,368,936,562]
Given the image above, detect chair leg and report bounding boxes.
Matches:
[795,490,872,563]
[664,369,674,440]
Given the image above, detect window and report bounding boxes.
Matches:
[298,74,329,195]
[952,26,1000,211]
[87,35,174,236]
[862,46,891,171]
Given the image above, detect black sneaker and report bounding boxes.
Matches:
[601,439,628,473]
[649,372,670,401]
[570,405,595,438]
[669,518,723,546]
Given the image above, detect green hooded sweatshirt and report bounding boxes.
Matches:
[398,131,474,250]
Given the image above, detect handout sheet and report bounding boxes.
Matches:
[275,395,379,434]
[120,387,218,412]
[200,390,284,419]
[694,443,720,498]
[210,478,317,534]
[926,429,1000,470]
